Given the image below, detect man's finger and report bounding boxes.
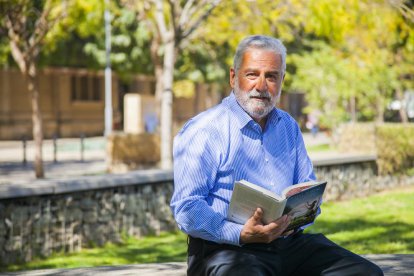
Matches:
[283,230,294,236]
[263,215,288,232]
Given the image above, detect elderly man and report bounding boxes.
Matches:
[171,35,383,276]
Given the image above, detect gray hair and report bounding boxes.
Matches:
[233,35,287,73]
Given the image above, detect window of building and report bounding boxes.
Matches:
[71,75,102,101]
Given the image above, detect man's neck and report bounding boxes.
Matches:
[253,116,268,130]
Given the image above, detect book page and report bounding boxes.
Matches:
[227,181,286,225]
[283,181,325,198]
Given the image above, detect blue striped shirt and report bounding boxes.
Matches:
[171,92,316,246]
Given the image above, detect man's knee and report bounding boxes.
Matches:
[205,250,268,276]
[322,256,384,276]
[358,259,384,276]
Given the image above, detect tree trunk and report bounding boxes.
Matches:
[396,87,408,123]
[376,95,384,123]
[350,95,356,122]
[150,38,164,102]
[150,38,163,130]
[160,39,175,169]
[27,61,44,178]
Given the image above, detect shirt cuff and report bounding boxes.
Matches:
[220,221,244,246]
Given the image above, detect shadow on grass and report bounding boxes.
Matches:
[308,218,414,253]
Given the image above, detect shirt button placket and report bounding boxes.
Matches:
[262,136,274,186]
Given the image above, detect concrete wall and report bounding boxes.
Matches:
[313,155,414,201]
[0,157,413,265]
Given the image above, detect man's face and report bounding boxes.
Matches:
[230,48,285,121]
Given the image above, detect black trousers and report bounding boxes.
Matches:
[187,232,383,276]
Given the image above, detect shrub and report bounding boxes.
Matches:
[335,123,376,154]
[107,132,160,172]
[376,124,414,175]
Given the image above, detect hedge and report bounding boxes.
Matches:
[336,123,414,175]
[376,124,414,175]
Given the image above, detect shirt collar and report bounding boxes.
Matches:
[223,91,281,130]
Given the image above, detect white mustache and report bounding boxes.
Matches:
[248,90,271,99]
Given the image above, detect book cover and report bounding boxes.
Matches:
[227,180,327,230]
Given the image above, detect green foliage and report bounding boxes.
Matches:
[175,42,228,83]
[1,0,413,120]
[0,0,153,78]
[288,0,413,126]
[198,0,414,127]
[290,41,352,128]
[376,124,414,175]
[80,5,154,78]
[202,0,302,67]
[0,37,10,66]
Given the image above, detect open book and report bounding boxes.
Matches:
[227,180,327,231]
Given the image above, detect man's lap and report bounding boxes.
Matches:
[187,232,383,276]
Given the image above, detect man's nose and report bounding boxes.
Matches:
[255,74,267,92]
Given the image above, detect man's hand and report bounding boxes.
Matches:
[240,208,293,244]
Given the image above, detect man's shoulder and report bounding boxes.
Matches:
[178,102,232,136]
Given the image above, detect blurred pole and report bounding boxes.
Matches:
[80,133,85,162]
[53,134,58,163]
[104,0,112,137]
[22,136,27,165]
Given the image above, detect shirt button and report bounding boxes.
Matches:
[265,158,269,162]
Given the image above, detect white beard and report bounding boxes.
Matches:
[234,78,279,120]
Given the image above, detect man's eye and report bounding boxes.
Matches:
[267,75,278,81]
[246,73,257,79]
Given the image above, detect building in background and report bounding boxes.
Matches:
[0,67,307,140]
[0,68,120,140]
[0,68,228,140]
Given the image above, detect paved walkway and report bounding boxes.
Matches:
[0,136,107,185]
[1,255,413,275]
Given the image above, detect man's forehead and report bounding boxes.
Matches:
[240,50,282,69]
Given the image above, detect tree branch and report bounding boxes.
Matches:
[153,0,170,42]
[5,14,27,72]
[167,0,179,38]
[389,0,414,22]
[30,0,66,57]
[178,0,196,28]
[181,0,221,41]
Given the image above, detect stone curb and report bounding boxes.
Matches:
[1,255,413,276]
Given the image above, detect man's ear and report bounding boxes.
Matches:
[230,68,235,89]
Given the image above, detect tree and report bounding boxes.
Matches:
[123,0,221,169]
[0,0,68,178]
[290,0,414,126]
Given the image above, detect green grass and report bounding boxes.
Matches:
[306,143,332,153]
[3,186,414,271]
[4,232,188,272]
[307,185,414,254]
[57,140,106,152]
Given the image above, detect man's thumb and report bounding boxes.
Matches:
[252,208,263,222]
